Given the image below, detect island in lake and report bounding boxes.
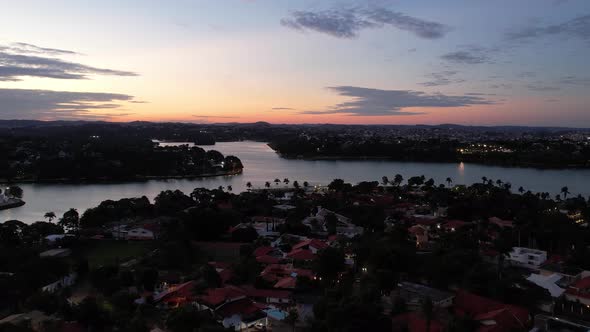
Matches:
[0,123,243,182]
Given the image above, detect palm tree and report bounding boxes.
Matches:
[274,178,280,186]
[382,176,389,186]
[394,174,403,187]
[518,186,525,194]
[265,181,271,189]
[561,186,570,200]
[481,176,488,184]
[283,178,290,185]
[218,186,224,191]
[446,177,453,187]
[227,185,232,192]
[293,181,300,189]
[303,181,309,188]
[44,211,57,222]
[421,297,434,332]
[284,309,299,332]
[246,182,252,191]
[496,179,503,187]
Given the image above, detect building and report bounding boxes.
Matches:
[564,276,590,306]
[126,227,155,240]
[394,282,455,309]
[507,247,547,269]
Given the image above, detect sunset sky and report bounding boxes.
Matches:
[1,0,589,126]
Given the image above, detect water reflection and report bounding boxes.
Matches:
[2,141,589,223]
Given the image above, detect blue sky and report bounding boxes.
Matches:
[0,0,589,126]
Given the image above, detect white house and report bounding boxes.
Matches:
[507,247,547,269]
[126,227,155,240]
[42,273,77,293]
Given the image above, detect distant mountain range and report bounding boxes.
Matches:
[0,119,587,132]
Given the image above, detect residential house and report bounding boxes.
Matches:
[564,276,590,306]
[454,290,530,332]
[393,282,455,310]
[507,247,547,269]
[126,227,155,240]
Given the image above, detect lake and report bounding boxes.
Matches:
[2,141,589,223]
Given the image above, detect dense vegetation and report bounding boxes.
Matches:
[0,134,242,182]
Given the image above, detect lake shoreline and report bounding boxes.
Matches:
[0,169,243,185]
[271,150,589,170]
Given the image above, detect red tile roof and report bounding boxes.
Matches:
[566,276,590,299]
[216,298,260,318]
[253,246,275,257]
[154,281,195,303]
[292,239,329,251]
[256,255,282,264]
[240,285,292,299]
[274,277,297,289]
[391,312,443,332]
[198,286,246,308]
[287,249,315,261]
[454,290,529,330]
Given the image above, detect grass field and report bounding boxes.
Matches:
[82,240,152,268]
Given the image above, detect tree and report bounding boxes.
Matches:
[265,181,271,189]
[283,178,290,185]
[293,181,300,189]
[59,208,80,233]
[246,182,252,191]
[227,185,233,192]
[518,186,525,194]
[284,309,299,332]
[394,174,403,187]
[421,297,434,332]
[481,176,487,184]
[314,247,345,284]
[446,177,453,187]
[6,185,23,199]
[561,186,570,200]
[382,176,389,186]
[493,232,513,280]
[274,178,280,185]
[303,181,309,188]
[424,178,435,188]
[44,211,57,222]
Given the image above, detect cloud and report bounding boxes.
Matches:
[0,88,137,120]
[559,75,590,86]
[301,86,493,116]
[1,42,80,56]
[281,7,449,39]
[271,107,296,110]
[506,14,590,42]
[526,83,561,91]
[419,70,465,87]
[0,42,137,81]
[440,45,493,65]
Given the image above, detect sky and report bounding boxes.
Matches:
[0,0,589,127]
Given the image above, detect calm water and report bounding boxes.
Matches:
[2,141,590,223]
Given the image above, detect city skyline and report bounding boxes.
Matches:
[1,0,589,127]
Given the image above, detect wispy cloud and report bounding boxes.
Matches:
[0,42,80,56]
[0,88,137,120]
[506,14,590,42]
[419,70,465,87]
[0,42,137,81]
[301,86,493,116]
[440,45,494,65]
[559,75,590,86]
[281,7,449,39]
[271,107,296,110]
